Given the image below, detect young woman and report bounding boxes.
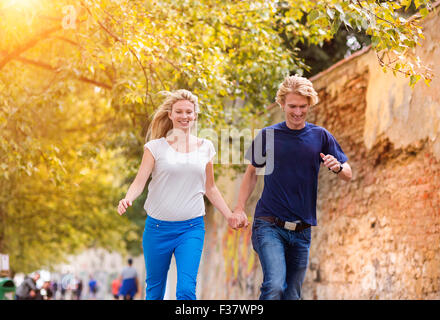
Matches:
[117,89,247,300]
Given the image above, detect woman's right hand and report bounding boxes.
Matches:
[118,199,132,215]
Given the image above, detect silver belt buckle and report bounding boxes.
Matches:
[284,221,298,231]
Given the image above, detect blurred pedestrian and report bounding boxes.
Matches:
[15,272,40,300]
[118,259,138,300]
[51,281,58,300]
[59,275,67,300]
[60,283,66,300]
[88,275,98,300]
[74,278,83,300]
[40,281,53,300]
[111,275,122,300]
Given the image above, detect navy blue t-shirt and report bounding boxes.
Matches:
[245,121,348,226]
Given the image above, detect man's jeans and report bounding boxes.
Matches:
[251,218,311,300]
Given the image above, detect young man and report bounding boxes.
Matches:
[234,75,352,300]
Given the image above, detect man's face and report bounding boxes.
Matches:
[282,93,309,130]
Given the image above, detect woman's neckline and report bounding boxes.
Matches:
[162,137,204,154]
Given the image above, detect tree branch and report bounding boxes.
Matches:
[51,36,80,47]
[375,50,412,77]
[77,75,112,90]
[354,0,397,28]
[9,56,112,90]
[0,15,86,70]
[222,22,251,32]
[0,26,62,70]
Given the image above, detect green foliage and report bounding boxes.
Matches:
[275,0,434,85]
[0,79,138,273]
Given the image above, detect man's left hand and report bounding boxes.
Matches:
[320,153,341,172]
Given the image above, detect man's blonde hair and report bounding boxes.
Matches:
[275,75,319,107]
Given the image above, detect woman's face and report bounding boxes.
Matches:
[168,100,196,131]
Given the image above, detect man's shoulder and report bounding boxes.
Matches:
[306,122,323,130]
[306,122,333,135]
[265,121,284,130]
[257,122,285,136]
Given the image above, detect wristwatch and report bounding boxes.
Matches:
[333,163,343,174]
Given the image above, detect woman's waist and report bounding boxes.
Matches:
[145,194,205,211]
[146,214,204,226]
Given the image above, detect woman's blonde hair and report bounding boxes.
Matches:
[146,89,199,140]
[275,75,319,108]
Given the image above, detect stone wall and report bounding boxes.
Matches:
[199,8,440,299]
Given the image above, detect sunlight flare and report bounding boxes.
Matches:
[4,0,38,9]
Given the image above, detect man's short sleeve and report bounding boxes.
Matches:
[321,129,348,164]
[245,129,266,168]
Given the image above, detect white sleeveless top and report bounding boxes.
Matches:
[143,137,216,221]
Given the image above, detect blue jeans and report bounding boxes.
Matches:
[251,218,311,300]
[142,216,205,300]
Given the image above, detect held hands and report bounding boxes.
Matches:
[228,209,250,230]
[320,153,341,173]
[118,198,132,215]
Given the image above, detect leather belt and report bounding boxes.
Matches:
[257,216,311,232]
